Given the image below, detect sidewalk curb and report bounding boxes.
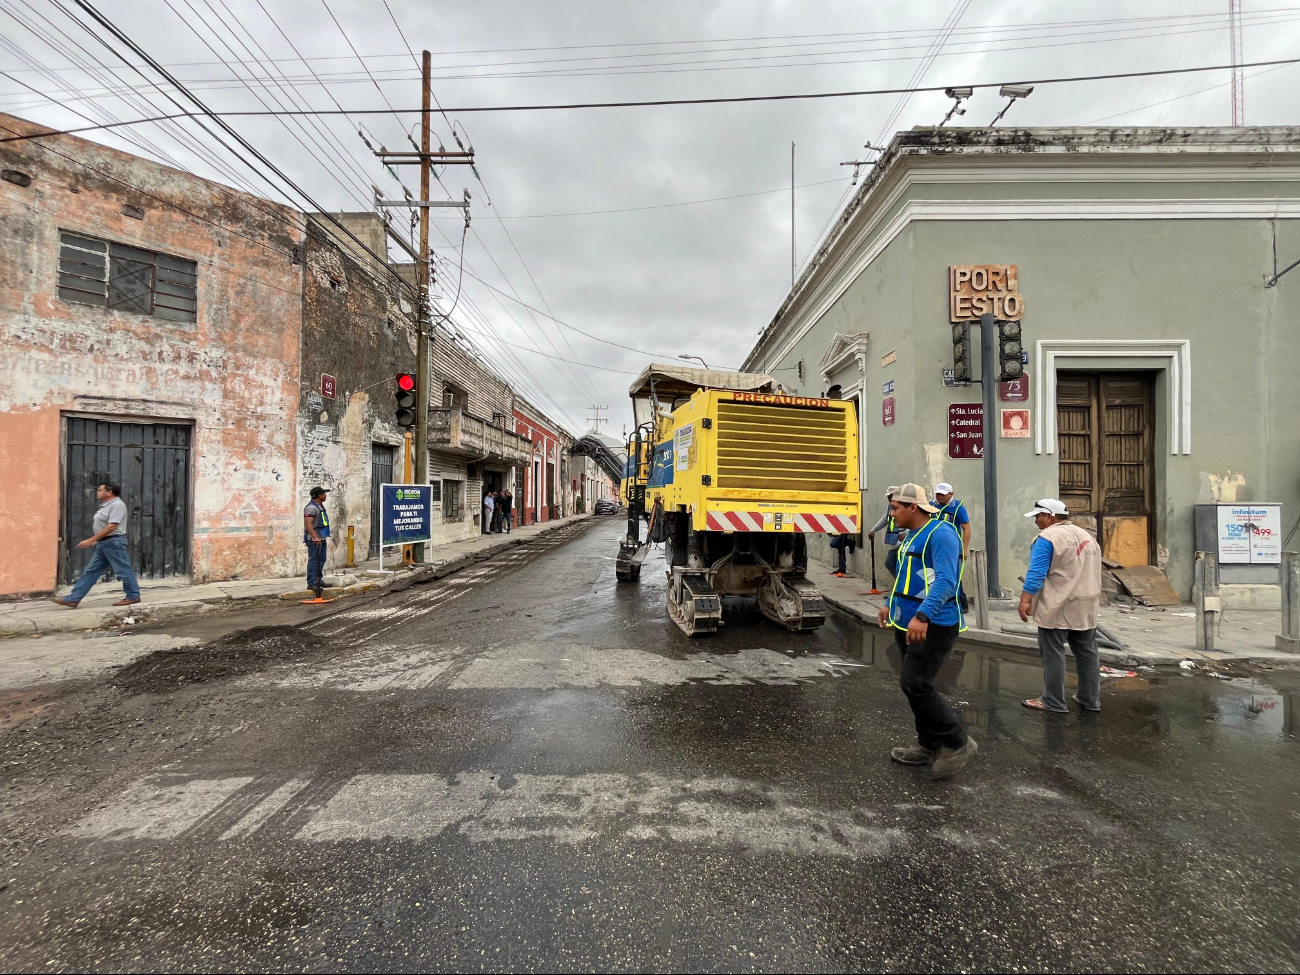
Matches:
[819,591,1298,669]
[3,516,594,638]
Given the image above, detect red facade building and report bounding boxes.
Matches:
[512,399,563,525]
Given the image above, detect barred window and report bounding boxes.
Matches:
[58,230,198,323]
[428,479,442,504]
[443,479,463,521]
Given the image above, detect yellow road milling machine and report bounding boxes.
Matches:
[617,364,861,636]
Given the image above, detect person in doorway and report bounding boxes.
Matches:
[867,486,905,577]
[829,532,855,577]
[482,489,494,535]
[491,491,504,533]
[500,489,514,534]
[303,486,330,598]
[51,480,141,608]
[1018,499,1103,714]
[875,483,977,778]
[932,482,971,613]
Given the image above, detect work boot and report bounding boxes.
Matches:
[890,743,937,765]
[113,598,140,606]
[930,737,979,779]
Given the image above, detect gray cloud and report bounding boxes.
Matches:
[3,0,1297,429]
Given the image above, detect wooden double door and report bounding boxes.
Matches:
[1056,373,1155,566]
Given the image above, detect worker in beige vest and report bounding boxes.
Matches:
[1018,499,1103,713]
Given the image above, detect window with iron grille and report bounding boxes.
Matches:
[442,479,463,521]
[57,230,198,323]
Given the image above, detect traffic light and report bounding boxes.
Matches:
[951,322,972,383]
[394,372,416,428]
[997,320,1023,381]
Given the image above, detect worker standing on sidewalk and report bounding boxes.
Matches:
[1019,499,1103,714]
[50,481,141,608]
[867,486,904,577]
[303,487,330,599]
[875,483,977,778]
[932,482,971,613]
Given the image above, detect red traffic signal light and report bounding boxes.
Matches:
[394,373,417,428]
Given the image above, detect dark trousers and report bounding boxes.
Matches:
[894,625,967,751]
[1037,627,1101,712]
[884,546,899,577]
[306,539,327,591]
[835,545,847,573]
[502,510,512,533]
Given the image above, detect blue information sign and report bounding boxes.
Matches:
[381,483,432,546]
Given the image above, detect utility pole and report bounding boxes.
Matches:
[413,50,432,563]
[587,405,607,433]
[373,49,475,562]
[790,141,796,289]
[1229,0,1244,125]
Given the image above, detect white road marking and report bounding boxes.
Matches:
[449,643,851,689]
[219,779,310,840]
[276,646,461,691]
[73,776,253,841]
[73,770,908,858]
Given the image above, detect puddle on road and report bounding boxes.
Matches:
[825,611,1298,741]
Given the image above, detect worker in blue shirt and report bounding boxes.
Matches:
[875,483,977,778]
[932,481,971,613]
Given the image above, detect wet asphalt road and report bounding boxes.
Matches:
[2,517,1300,973]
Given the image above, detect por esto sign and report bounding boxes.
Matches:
[950,265,1023,322]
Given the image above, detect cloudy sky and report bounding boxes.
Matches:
[2,0,1298,431]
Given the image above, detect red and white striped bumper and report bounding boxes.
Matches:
[704,511,858,533]
[792,512,858,533]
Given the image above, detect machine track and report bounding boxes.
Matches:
[615,541,649,582]
[757,573,826,632]
[666,573,723,637]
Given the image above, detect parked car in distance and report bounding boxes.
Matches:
[593,498,619,515]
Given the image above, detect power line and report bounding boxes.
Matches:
[7,8,1296,89]
[9,56,1300,145]
[6,8,1294,73]
[64,0,417,304]
[444,176,849,219]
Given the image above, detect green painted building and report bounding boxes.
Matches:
[742,127,1300,605]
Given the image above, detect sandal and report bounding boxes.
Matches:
[1022,698,1068,713]
[1072,695,1101,713]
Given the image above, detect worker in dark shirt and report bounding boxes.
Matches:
[500,489,514,534]
[876,482,977,779]
[303,486,330,598]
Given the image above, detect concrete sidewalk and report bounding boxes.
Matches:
[807,563,1300,669]
[1,514,594,639]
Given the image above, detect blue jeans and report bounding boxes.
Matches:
[68,536,140,604]
[306,539,328,590]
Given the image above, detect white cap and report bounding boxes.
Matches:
[1025,498,1069,518]
[934,482,954,496]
